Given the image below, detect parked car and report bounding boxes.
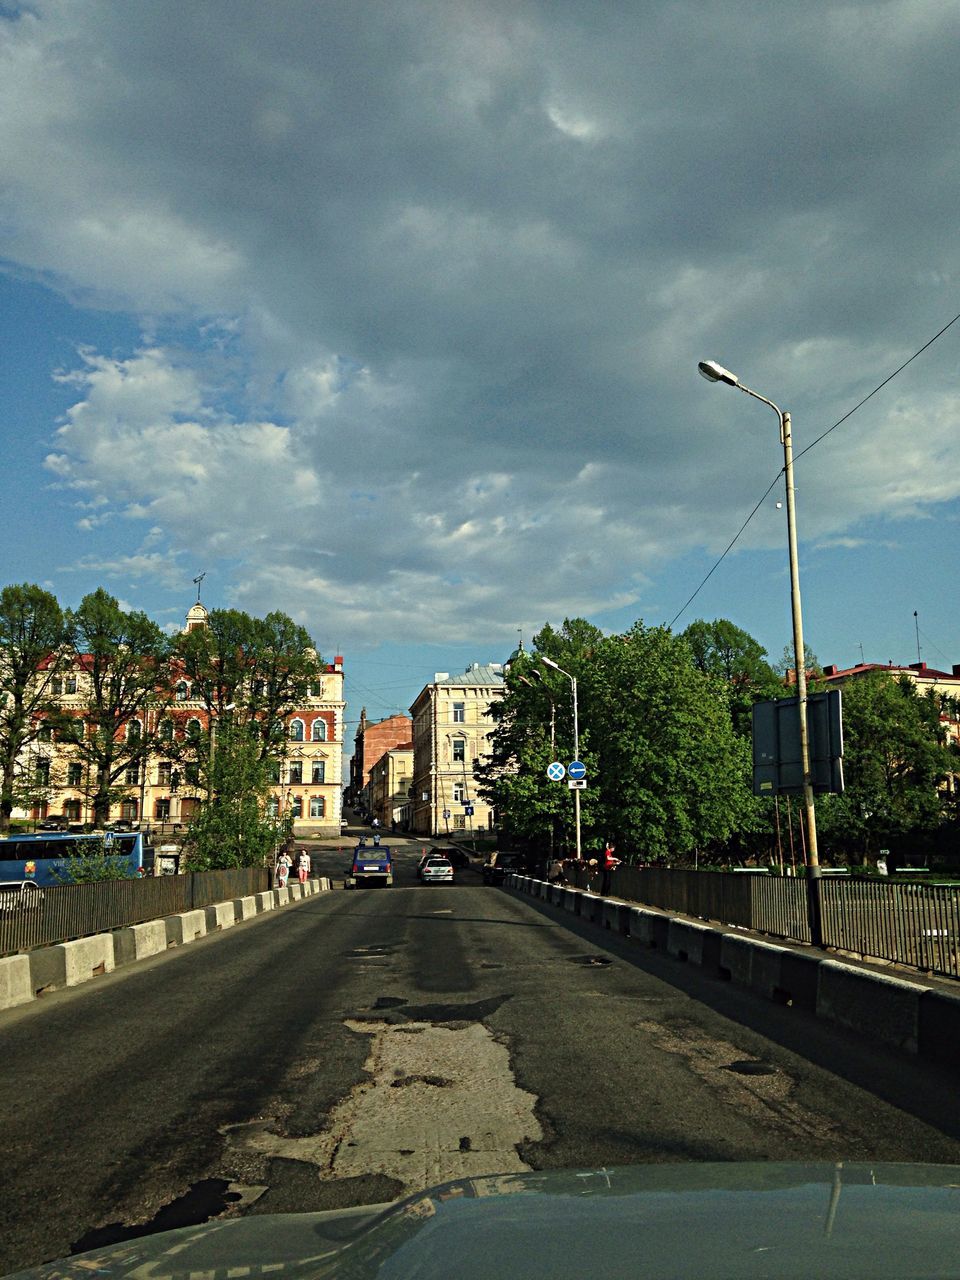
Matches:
[37,817,68,831]
[482,851,525,885]
[420,856,454,885]
[429,844,471,869]
[0,880,45,912]
[349,845,394,887]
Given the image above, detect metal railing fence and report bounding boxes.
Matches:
[566,863,960,979]
[0,866,268,956]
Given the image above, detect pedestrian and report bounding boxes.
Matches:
[373,831,381,847]
[547,857,565,885]
[601,841,619,895]
[276,850,292,888]
[372,816,380,829]
[297,848,311,885]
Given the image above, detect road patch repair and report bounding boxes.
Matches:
[224,1017,542,1192]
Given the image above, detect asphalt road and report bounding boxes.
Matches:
[3,828,960,1275]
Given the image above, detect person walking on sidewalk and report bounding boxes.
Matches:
[297,849,311,885]
[276,850,292,888]
[601,841,620,895]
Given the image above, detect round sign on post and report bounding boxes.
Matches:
[568,760,587,781]
[547,761,565,782]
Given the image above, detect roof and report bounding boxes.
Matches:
[435,663,505,687]
[822,661,960,683]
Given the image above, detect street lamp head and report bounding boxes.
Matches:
[698,360,740,387]
[539,655,560,671]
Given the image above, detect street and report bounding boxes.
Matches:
[2,829,960,1275]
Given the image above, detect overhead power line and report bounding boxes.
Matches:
[669,309,960,629]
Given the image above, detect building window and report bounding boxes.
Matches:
[289,761,302,785]
[186,718,202,740]
[453,782,465,803]
[64,799,81,822]
[176,682,189,702]
[120,799,138,820]
[65,675,77,695]
[37,724,52,742]
[127,719,142,742]
[159,718,174,742]
[289,719,304,742]
[185,763,200,786]
[454,814,466,829]
[453,739,465,763]
[158,761,172,786]
[125,764,139,785]
[155,798,171,820]
[312,760,326,784]
[35,758,50,785]
[311,719,327,741]
[267,797,279,817]
[310,796,326,819]
[290,796,302,818]
[67,762,83,787]
[267,760,281,784]
[453,702,465,723]
[50,677,62,696]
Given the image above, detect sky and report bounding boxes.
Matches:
[2,0,959,739]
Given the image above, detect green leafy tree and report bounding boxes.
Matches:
[65,589,173,827]
[682,618,781,735]
[184,722,289,869]
[815,672,956,861]
[53,836,133,882]
[584,622,755,861]
[0,584,69,832]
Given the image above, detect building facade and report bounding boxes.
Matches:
[368,744,414,829]
[409,663,504,837]
[349,711,413,806]
[13,601,346,839]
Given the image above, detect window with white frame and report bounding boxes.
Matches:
[452,702,465,723]
[290,796,302,818]
[289,761,302,785]
[176,682,189,702]
[453,782,465,803]
[452,739,465,763]
[309,796,325,818]
[311,718,327,741]
[312,759,326,784]
[289,719,304,742]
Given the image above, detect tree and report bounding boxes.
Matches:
[682,619,781,736]
[64,589,173,827]
[0,584,68,833]
[815,672,956,862]
[183,722,289,869]
[583,622,755,861]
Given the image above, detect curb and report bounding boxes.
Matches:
[507,874,960,1067]
[0,876,333,1011]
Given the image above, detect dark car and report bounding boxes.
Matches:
[482,851,525,885]
[429,844,471,869]
[349,845,393,887]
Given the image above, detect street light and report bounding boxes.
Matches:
[698,359,823,944]
[540,655,582,862]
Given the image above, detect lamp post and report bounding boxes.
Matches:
[697,360,823,945]
[540,655,582,862]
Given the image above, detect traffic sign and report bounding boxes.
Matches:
[443,809,451,819]
[568,779,587,790]
[547,761,565,782]
[464,805,474,816]
[568,760,587,780]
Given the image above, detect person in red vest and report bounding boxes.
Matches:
[601,841,620,894]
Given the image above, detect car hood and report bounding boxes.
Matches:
[8,1162,960,1280]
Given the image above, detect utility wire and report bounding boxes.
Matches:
[669,310,960,628]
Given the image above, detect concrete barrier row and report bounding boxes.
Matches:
[507,875,960,1068]
[0,876,333,1013]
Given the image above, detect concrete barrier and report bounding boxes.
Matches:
[0,955,33,1010]
[114,919,168,966]
[165,910,207,947]
[275,887,290,907]
[29,933,115,992]
[580,892,604,923]
[203,901,236,933]
[602,899,631,934]
[561,887,580,913]
[918,988,960,1067]
[233,895,258,920]
[668,918,722,971]
[255,891,275,912]
[627,906,668,949]
[816,959,928,1053]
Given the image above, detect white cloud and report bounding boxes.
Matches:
[3,0,960,653]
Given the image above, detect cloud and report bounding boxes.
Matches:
[4,0,960,648]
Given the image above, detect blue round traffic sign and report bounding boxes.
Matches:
[547,761,565,782]
[567,759,587,780]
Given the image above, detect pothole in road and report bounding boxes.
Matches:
[373,996,407,1009]
[223,1018,541,1195]
[568,954,613,967]
[70,1179,262,1256]
[726,1060,777,1076]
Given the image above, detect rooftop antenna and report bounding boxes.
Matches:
[914,610,921,664]
[517,627,524,652]
[858,642,864,664]
[193,571,206,603]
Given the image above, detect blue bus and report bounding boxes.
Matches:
[0,832,147,886]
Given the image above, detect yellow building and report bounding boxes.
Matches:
[369,744,414,829]
[13,601,345,839]
[409,664,504,837]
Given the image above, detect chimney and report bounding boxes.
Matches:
[824,665,838,677]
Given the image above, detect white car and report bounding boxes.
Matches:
[420,856,454,885]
